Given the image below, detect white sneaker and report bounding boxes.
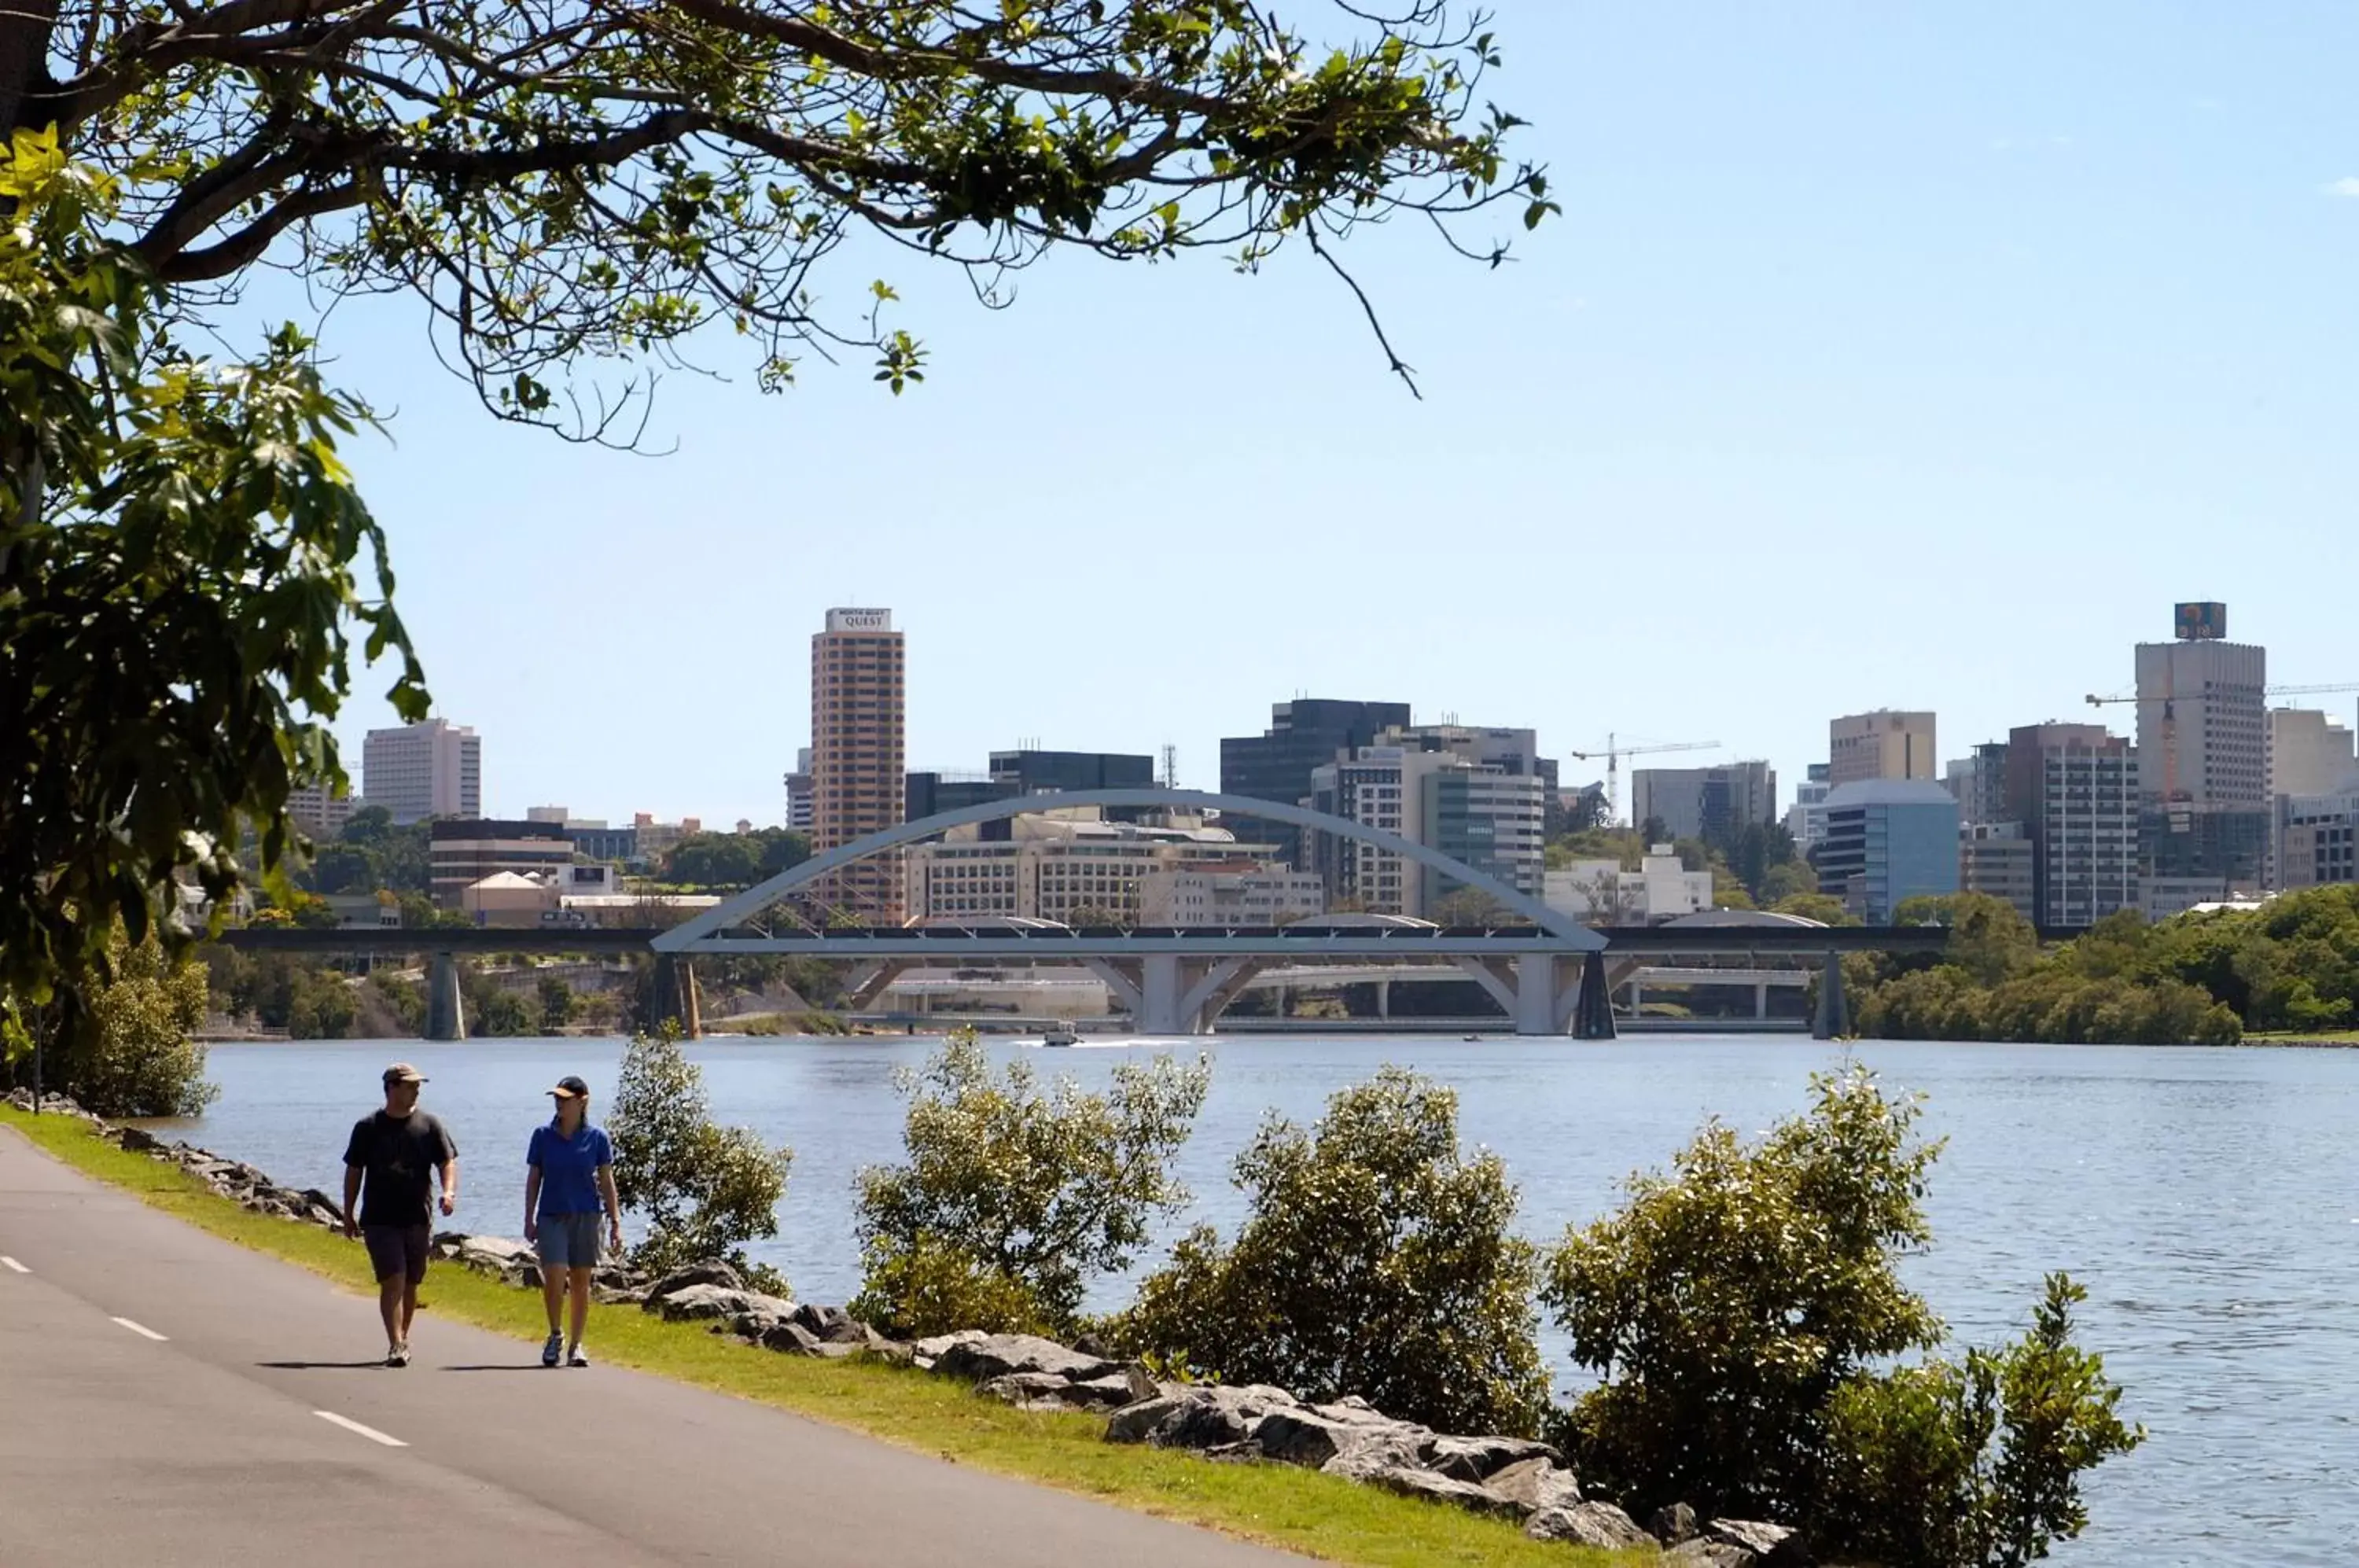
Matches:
[568,1345,590,1368]
[386,1343,410,1368]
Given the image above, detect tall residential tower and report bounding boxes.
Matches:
[809,608,906,921]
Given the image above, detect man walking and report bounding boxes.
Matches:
[341,1063,460,1367]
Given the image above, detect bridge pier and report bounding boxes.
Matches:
[1755,981,1770,1020]
[1375,979,1392,1021]
[1514,954,1565,1036]
[653,956,703,1040]
[1571,951,1617,1041]
[1812,951,1849,1040]
[425,952,466,1041]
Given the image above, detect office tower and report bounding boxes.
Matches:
[1629,760,1778,844]
[2134,602,2265,909]
[2005,723,2140,928]
[1220,698,1412,862]
[1816,780,1960,922]
[1828,710,1937,788]
[362,718,481,824]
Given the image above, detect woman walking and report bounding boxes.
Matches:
[524,1074,623,1367]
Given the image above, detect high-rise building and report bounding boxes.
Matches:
[2280,786,2359,889]
[1422,766,1547,914]
[1629,761,1777,845]
[362,717,481,824]
[1828,710,1937,788]
[783,748,815,832]
[287,782,356,841]
[1305,745,1456,915]
[989,748,1157,795]
[810,608,907,921]
[1958,821,2037,922]
[2004,723,2140,928]
[1816,780,1960,922]
[1220,698,1411,863]
[2134,603,2266,903]
[1943,741,2011,826]
[1382,724,1561,832]
[2268,709,2357,886]
[1784,763,1834,850]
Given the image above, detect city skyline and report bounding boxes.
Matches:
[289,3,2359,828]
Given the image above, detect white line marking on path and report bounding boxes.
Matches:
[0,1256,27,1273]
[110,1316,167,1342]
[315,1410,407,1448]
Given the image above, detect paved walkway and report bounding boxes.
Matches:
[0,1124,1301,1566]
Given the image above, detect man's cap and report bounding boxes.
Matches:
[383,1062,427,1084]
[548,1074,591,1100]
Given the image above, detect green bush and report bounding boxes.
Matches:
[1544,1067,2141,1564]
[1116,1066,1549,1439]
[851,1234,1054,1340]
[853,1029,1208,1336]
[52,933,219,1117]
[1819,1275,2144,1568]
[1544,1066,1944,1517]
[609,1025,793,1293]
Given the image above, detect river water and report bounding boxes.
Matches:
[138,1032,2357,1567]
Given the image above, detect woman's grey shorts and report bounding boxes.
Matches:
[536,1213,604,1270]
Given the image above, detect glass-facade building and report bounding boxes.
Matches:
[1816,781,1961,922]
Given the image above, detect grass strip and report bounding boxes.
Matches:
[0,1106,1638,1568]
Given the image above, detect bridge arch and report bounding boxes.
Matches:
[654,788,1599,951]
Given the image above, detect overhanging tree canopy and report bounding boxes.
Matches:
[5,0,1549,427]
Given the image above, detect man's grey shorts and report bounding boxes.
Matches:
[536,1213,604,1270]
[362,1224,430,1283]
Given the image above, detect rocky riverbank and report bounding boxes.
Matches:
[3,1089,1812,1566]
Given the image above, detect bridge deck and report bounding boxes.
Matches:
[216,922,2022,958]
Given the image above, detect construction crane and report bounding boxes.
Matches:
[1567,734,1721,824]
[2083,683,2359,802]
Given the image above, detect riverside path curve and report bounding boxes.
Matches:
[0,1126,1304,1568]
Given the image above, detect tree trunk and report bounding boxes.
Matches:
[0,0,64,142]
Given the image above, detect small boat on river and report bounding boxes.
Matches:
[1040,1023,1080,1047]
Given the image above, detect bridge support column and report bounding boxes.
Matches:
[1376,979,1392,1021]
[1572,951,1617,1041]
[653,955,702,1040]
[1628,978,1643,1016]
[1514,954,1562,1036]
[1137,954,1187,1035]
[1755,981,1770,1020]
[1812,951,1849,1040]
[425,951,466,1041]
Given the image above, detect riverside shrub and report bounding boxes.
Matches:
[1817,1276,2144,1568]
[852,1029,1209,1338]
[609,1025,793,1292]
[1116,1066,1551,1439]
[37,932,219,1117]
[1544,1067,2140,1563]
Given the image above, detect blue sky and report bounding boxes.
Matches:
[293,2,2359,826]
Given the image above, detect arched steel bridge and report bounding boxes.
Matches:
[223,790,1976,1040]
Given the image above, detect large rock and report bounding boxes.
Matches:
[979,1371,1084,1409]
[760,1320,826,1356]
[1525,1500,1654,1549]
[646,1283,793,1323]
[646,1259,745,1299]
[1484,1457,1581,1517]
[790,1303,869,1345]
[1366,1467,1525,1518]
[1425,1434,1564,1484]
[455,1235,535,1271]
[112,1125,162,1154]
[933,1334,1125,1386]
[1650,1502,1701,1545]
[1319,1429,1439,1485]
[1104,1384,1300,1451]
[1667,1543,1754,1567]
[1256,1408,1382,1469]
[1703,1519,1813,1566]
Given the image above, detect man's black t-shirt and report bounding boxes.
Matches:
[342,1110,458,1228]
